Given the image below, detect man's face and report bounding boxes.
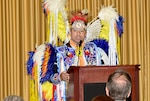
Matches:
[70,28,86,45]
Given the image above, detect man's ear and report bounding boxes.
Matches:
[105,86,109,96]
[67,33,71,39]
[68,31,71,36]
[127,89,131,98]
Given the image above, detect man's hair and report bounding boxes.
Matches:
[3,95,24,101]
[106,69,132,100]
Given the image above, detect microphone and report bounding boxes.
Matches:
[78,40,83,56]
[79,40,83,47]
[77,40,83,65]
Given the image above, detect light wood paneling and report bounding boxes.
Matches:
[0,0,150,101]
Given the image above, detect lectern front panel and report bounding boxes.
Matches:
[67,65,139,101]
[84,83,106,101]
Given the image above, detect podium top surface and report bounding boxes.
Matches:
[67,64,140,73]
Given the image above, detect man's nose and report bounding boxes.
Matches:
[76,31,81,35]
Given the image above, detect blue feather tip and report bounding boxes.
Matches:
[116,15,124,37]
[91,39,109,55]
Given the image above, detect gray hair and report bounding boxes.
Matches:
[3,95,24,101]
[106,69,132,100]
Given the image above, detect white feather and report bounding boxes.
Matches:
[33,44,45,63]
[98,6,119,22]
[44,0,67,12]
[86,17,101,42]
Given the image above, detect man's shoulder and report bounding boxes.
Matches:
[57,45,67,49]
[56,44,75,53]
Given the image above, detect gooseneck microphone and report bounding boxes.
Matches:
[79,40,83,47]
[77,40,83,65]
[78,40,83,56]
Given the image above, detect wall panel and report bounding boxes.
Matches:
[0,0,150,101]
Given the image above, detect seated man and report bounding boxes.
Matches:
[105,69,132,101]
[3,95,24,101]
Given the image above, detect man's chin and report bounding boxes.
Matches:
[76,41,81,44]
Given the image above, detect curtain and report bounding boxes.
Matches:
[0,0,149,101]
[0,0,46,100]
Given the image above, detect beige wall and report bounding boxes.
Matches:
[0,0,149,101]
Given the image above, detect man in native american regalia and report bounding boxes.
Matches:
[26,0,124,101]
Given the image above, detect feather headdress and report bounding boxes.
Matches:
[70,10,88,24]
[43,0,69,45]
[86,6,124,65]
[64,9,89,43]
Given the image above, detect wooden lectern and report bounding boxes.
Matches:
[67,65,140,101]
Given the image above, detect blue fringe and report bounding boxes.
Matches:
[116,15,124,37]
[26,51,35,75]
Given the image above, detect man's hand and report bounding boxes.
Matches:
[60,71,70,82]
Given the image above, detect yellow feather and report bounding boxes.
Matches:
[58,12,67,42]
[30,79,38,101]
[29,63,39,101]
[46,14,50,42]
[42,81,53,100]
[99,20,109,41]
